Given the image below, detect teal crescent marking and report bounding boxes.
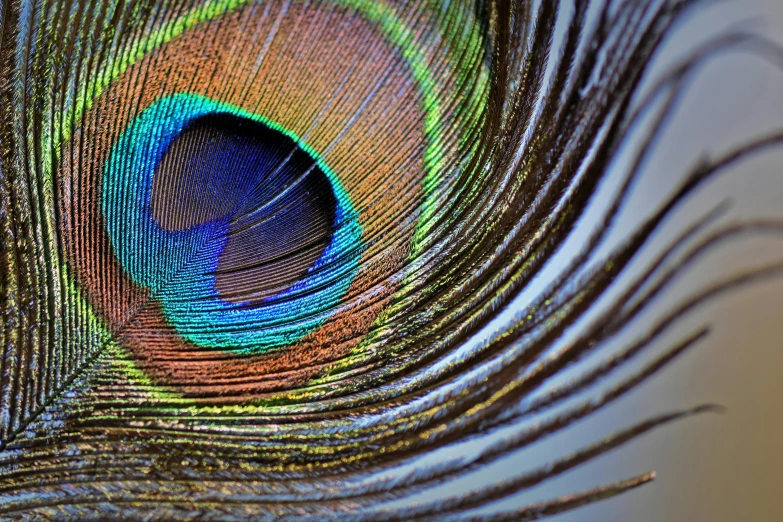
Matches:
[103,93,363,353]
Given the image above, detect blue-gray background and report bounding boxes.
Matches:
[380,1,783,520]
[553,1,783,519]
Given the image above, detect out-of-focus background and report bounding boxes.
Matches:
[547,1,783,520]
[382,2,782,519]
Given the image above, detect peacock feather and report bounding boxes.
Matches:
[0,0,780,519]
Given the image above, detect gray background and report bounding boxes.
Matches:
[549,1,783,520]
[378,1,783,520]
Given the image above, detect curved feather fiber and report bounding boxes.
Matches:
[0,0,780,519]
